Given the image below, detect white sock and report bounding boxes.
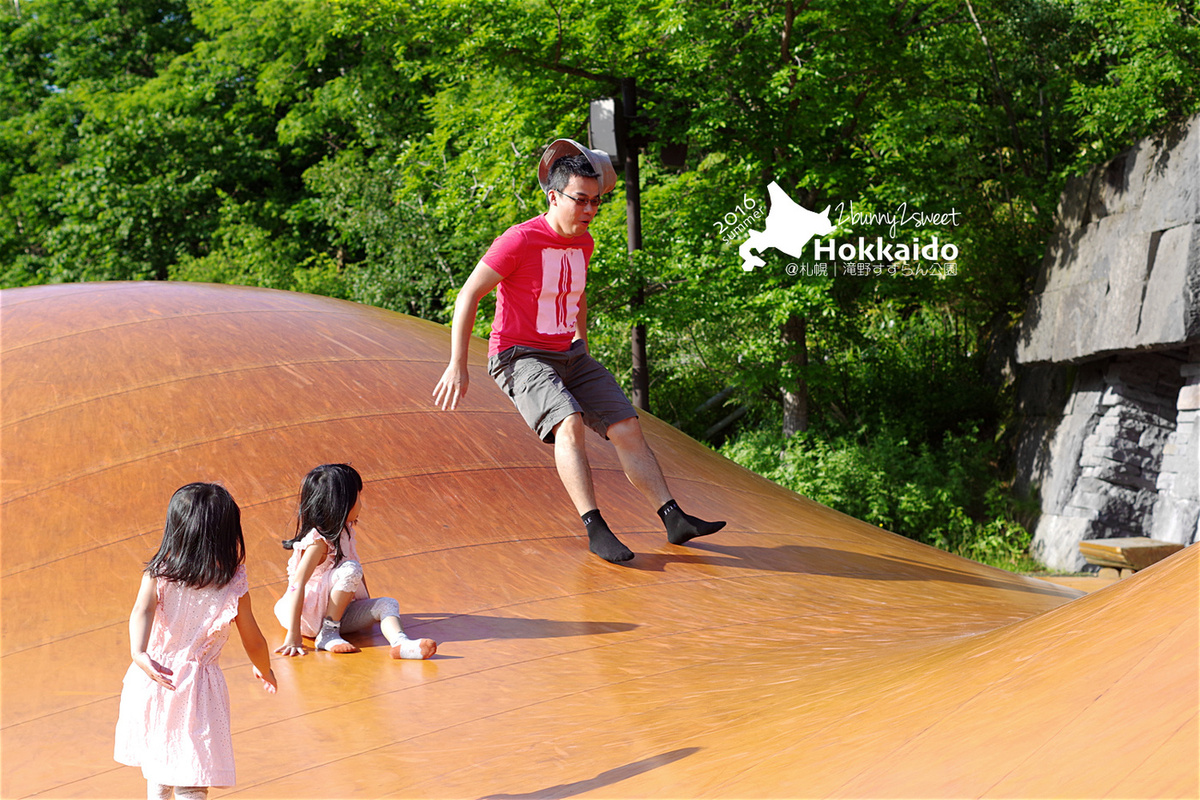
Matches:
[388,634,431,659]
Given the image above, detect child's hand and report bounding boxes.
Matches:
[133,652,175,690]
[275,636,306,657]
[255,665,278,694]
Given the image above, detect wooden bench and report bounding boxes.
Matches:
[1079,537,1186,579]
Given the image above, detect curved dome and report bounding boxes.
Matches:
[2,282,1195,798]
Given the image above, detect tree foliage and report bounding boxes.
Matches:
[4,0,1199,563]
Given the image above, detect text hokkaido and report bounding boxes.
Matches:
[812,236,959,263]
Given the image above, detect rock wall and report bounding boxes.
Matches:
[1155,359,1200,542]
[1015,116,1200,571]
[1018,122,1200,363]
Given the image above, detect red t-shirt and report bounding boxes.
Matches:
[483,214,593,357]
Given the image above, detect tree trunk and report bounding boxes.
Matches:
[623,77,650,410]
[781,313,809,437]
[630,302,649,410]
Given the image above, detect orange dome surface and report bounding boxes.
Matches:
[2,282,1195,798]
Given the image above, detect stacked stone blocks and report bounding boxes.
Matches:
[1017,115,1200,571]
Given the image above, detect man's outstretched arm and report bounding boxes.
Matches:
[432,261,504,411]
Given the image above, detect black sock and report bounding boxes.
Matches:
[581,509,634,563]
[658,499,726,545]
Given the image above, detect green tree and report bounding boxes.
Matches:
[1068,0,1200,161]
[1,0,199,284]
[4,0,1199,566]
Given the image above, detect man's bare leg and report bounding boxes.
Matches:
[554,414,633,562]
[607,417,726,545]
[606,417,672,505]
[553,413,597,514]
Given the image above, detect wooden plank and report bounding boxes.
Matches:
[1079,537,1186,571]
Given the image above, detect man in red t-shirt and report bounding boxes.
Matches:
[433,140,724,563]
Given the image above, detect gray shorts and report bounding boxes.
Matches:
[488,340,638,443]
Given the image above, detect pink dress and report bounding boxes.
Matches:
[273,526,367,638]
[114,566,248,788]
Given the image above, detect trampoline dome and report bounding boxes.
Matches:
[1,281,1195,798]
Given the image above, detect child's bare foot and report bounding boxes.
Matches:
[391,637,437,660]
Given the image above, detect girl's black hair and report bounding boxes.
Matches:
[281,463,362,564]
[147,483,245,588]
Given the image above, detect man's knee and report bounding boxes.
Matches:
[552,412,587,443]
[606,416,646,449]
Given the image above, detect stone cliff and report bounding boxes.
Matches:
[1015,115,1200,571]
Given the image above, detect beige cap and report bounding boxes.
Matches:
[538,138,617,195]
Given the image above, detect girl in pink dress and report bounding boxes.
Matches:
[273,463,437,659]
[114,483,277,800]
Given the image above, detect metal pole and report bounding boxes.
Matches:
[623,77,649,410]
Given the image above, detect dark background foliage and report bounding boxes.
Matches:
[4,0,1198,567]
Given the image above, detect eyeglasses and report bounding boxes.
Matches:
[554,190,604,210]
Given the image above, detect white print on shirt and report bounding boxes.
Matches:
[536,247,585,335]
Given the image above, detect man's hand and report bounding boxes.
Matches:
[433,362,469,411]
[434,261,501,411]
